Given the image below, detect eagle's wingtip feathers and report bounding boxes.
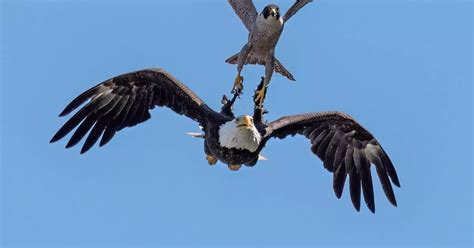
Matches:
[393,178,401,188]
[367,203,376,214]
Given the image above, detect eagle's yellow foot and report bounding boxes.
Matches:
[231,74,244,95]
[206,155,218,166]
[254,87,266,108]
[228,164,242,171]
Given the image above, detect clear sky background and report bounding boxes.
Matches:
[1,0,472,247]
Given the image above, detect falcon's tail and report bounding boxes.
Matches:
[273,57,295,81]
[225,53,295,81]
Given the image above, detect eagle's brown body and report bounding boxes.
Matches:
[51,69,400,214]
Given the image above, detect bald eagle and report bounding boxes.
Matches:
[50,68,400,213]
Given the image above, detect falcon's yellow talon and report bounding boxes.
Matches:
[206,155,218,166]
[228,164,242,171]
[232,74,244,94]
[254,88,266,108]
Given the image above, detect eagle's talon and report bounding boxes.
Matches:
[206,155,218,166]
[228,164,242,171]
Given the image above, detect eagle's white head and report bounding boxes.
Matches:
[218,115,262,153]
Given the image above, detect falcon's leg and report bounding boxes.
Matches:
[228,164,242,171]
[255,54,274,107]
[231,44,252,95]
[254,81,267,108]
[253,77,269,113]
[232,73,244,95]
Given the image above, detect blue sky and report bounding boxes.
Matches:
[1,0,472,247]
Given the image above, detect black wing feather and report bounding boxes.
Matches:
[369,148,398,206]
[333,159,347,199]
[349,169,361,212]
[99,95,131,147]
[379,147,401,187]
[65,113,97,148]
[132,90,150,126]
[51,68,223,153]
[316,130,335,162]
[354,148,375,213]
[123,91,144,128]
[324,132,341,172]
[345,146,355,175]
[332,141,347,173]
[50,102,95,143]
[81,120,106,154]
[311,129,329,151]
[59,85,109,117]
[266,112,400,213]
[115,95,135,131]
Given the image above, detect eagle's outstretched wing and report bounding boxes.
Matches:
[265,112,400,213]
[50,68,223,154]
[283,0,313,23]
[228,0,258,32]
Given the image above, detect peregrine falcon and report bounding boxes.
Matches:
[225,0,313,105]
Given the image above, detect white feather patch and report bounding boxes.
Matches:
[365,143,381,164]
[258,154,268,161]
[218,120,262,153]
[186,132,205,138]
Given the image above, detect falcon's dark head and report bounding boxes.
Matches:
[262,4,280,19]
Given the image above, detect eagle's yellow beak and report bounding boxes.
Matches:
[237,116,253,129]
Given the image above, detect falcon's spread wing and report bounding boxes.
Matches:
[228,0,258,31]
[283,0,313,23]
[50,68,223,154]
[266,112,400,213]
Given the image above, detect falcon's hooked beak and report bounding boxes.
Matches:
[262,5,280,19]
[270,8,278,17]
[236,116,253,129]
